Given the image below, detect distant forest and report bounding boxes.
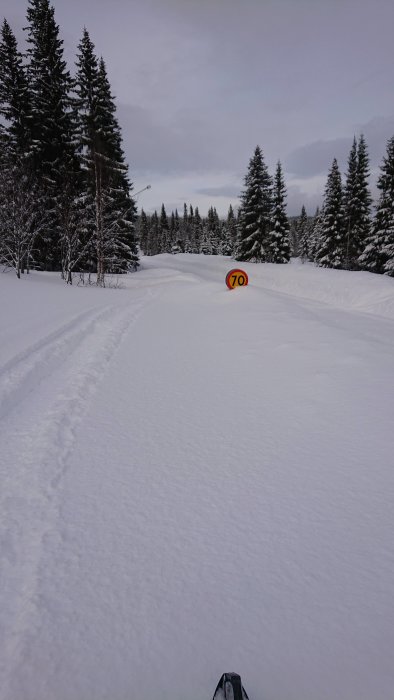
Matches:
[1,1,393,283]
[140,139,394,277]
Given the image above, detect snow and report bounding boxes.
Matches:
[1,256,394,700]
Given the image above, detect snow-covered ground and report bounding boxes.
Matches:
[1,256,394,700]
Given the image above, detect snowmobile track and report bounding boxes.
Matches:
[0,289,155,700]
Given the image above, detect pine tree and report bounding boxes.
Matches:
[138,208,149,254]
[309,207,323,261]
[342,135,372,270]
[354,134,372,263]
[236,145,272,262]
[289,217,300,257]
[268,161,290,263]
[343,137,358,269]
[207,206,221,254]
[25,0,76,270]
[149,210,160,255]
[297,205,309,262]
[192,207,202,253]
[0,19,32,157]
[75,30,138,283]
[200,220,212,255]
[0,19,36,274]
[172,209,182,253]
[359,136,394,276]
[227,204,237,255]
[220,220,233,256]
[315,159,345,268]
[159,203,170,252]
[184,204,195,253]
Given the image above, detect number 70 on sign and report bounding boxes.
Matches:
[225,268,249,290]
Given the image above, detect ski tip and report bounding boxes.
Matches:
[213,672,249,700]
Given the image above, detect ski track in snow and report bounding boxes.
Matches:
[0,289,156,700]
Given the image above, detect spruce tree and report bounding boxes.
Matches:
[75,31,138,283]
[192,207,202,254]
[0,19,32,157]
[289,217,300,257]
[138,208,149,255]
[268,161,290,263]
[297,205,309,262]
[0,19,36,275]
[309,207,323,262]
[315,159,345,268]
[207,206,221,254]
[236,145,272,262]
[159,203,170,252]
[179,202,188,252]
[354,134,372,262]
[343,137,358,269]
[25,0,76,270]
[149,210,160,255]
[172,209,182,253]
[227,204,237,255]
[220,219,233,256]
[342,135,371,269]
[200,220,212,255]
[359,136,394,276]
[184,204,195,253]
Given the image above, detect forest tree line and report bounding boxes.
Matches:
[139,138,394,277]
[0,0,138,285]
[1,1,393,282]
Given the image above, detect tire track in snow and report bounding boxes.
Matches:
[0,305,114,421]
[0,289,156,700]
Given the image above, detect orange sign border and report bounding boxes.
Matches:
[225,268,249,290]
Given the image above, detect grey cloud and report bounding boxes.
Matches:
[118,104,218,175]
[285,138,351,178]
[285,115,394,178]
[286,185,323,218]
[355,115,394,166]
[195,185,241,198]
[118,103,252,177]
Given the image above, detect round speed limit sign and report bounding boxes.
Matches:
[225,268,249,290]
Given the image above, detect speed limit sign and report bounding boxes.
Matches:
[225,268,249,290]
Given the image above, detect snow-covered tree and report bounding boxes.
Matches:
[309,207,323,261]
[171,209,183,253]
[207,206,221,254]
[149,211,160,256]
[268,161,290,263]
[159,203,170,252]
[0,162,47,277]
[227,204,237,255]
[297,205,309,262]
[75,31,138,284]
[343,135,372,269]
[289,217,300,257]
[191,206,202,253]
[315,158,345,268]
[138,208,149,254]
[359,136,394,276]
[0,19,32,157]
[25,0,76,270]
[354,134,372,262]
[236,145,272,262]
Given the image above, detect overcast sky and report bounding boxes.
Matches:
[3,0,394,215]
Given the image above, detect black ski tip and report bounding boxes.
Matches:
[213,672,249,700]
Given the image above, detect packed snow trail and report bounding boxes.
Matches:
[1,257,394,700]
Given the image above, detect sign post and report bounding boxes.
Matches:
[225,268,249,290]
